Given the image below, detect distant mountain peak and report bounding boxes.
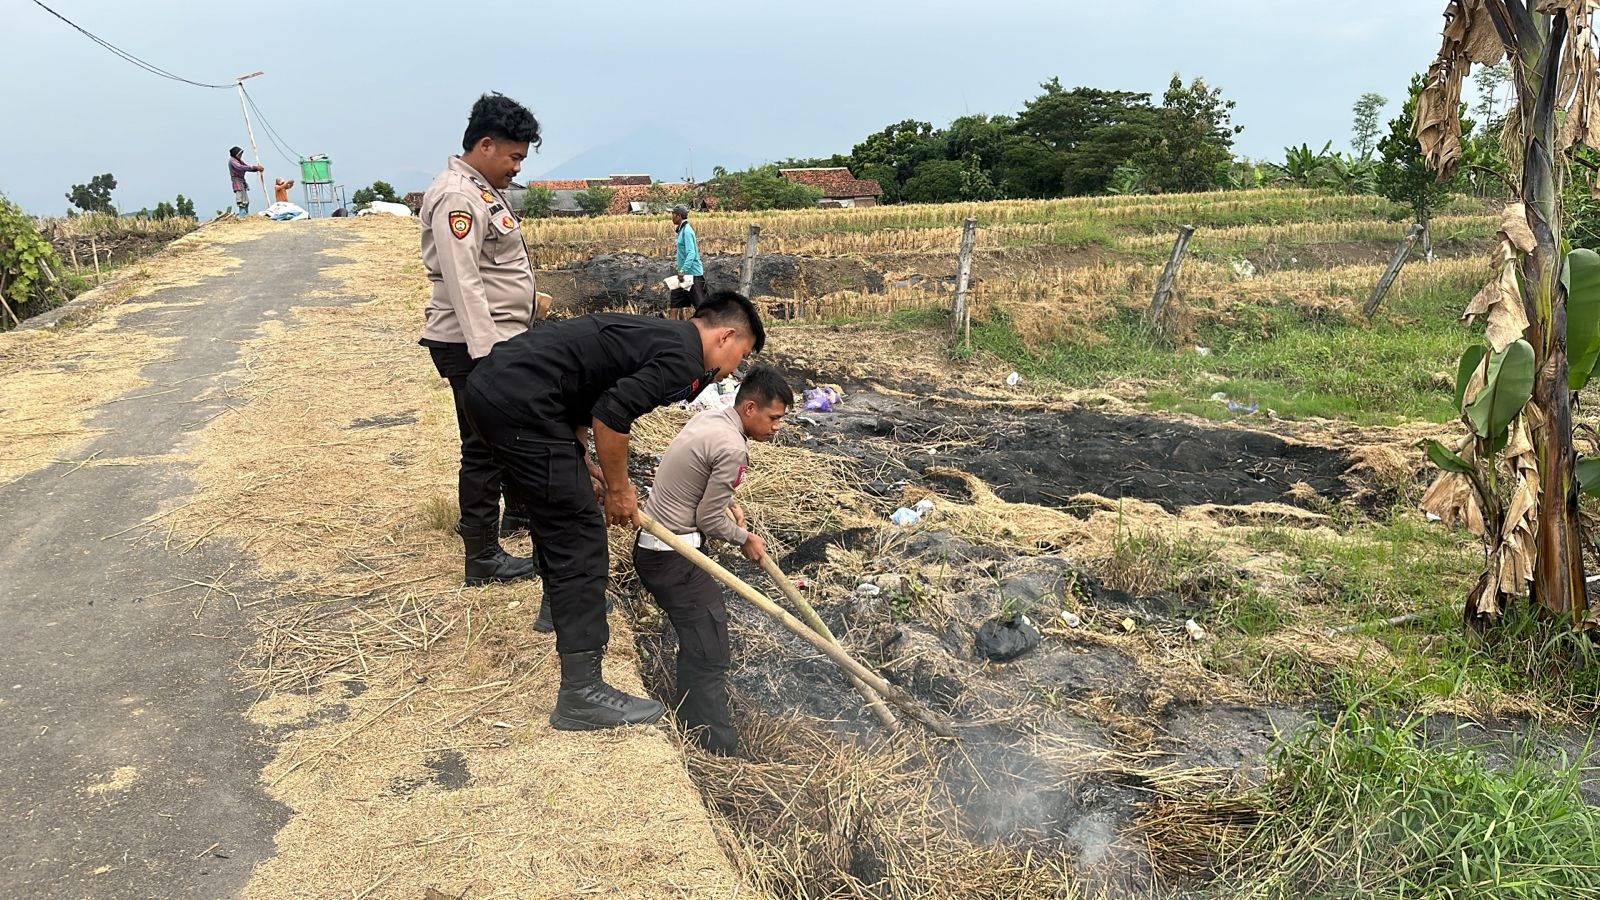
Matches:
[537,127,758,182]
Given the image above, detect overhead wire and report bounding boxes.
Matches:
[30,0,310,170]
[241,86,303,166]
[27,0,233,89]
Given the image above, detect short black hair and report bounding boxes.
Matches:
[462,92,543,152]
[694,290,766,354]
[736,366,793,409]
[229,146,244,159]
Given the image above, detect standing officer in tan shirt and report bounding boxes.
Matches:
[633,367,792,754]
[419,92,551,586]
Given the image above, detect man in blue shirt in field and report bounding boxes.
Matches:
[667,203,706,318]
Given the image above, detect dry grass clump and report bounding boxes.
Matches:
[690,714,1077,900]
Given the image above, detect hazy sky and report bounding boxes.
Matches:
[2,0,1449,216]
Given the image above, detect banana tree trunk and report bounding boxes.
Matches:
[1517,10,1587,622]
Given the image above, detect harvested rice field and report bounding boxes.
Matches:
[7,188,1600,899]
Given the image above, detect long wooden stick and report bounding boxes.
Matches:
[637,512,955,738]
[758,553,899,730]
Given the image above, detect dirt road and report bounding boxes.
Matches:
[0,226,342,895]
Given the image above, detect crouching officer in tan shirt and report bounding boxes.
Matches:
[419,92,552,586]
[633,367,792,755]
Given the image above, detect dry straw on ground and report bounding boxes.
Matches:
[84,217,755,898]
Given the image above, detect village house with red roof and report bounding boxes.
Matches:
[778,167,884,207]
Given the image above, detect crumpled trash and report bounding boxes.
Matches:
[1210,391,1228,401]
[1185,618,1208,641]
[1226,401,1259,414]
[890,497,937,526]
[263,201,309,221]
[889,507,921,526]
[802,385,843,412]
[855,583,881,597]
[691,376,741,410]
[1005,371,1021,386]
[1060,610,1082,628]
[975,614,1042,661]
[1195,346,1212,357]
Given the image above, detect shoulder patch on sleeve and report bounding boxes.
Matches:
[448,210,473,240]
[480,189,496,203]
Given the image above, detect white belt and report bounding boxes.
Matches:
[637,529,701,551]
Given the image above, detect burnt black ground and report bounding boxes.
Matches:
[782,390,1356,514]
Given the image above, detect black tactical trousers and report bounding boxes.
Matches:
[428,343,525,529]
[632,543,736,755]
[461,387,611,654]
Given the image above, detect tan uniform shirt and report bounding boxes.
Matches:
[644,405,750,546]
[419,156,536,359]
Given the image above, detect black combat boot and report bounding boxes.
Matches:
[456,521,538,586]
[549,650,665,730]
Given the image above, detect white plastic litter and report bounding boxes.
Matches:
[889,507,921,526]
[262,201,308,221]
[1210,391,1228,401]
[1061,610,1082,628]
[914,498,936,513]
[690,376,740,410]
[1185,618,1207,641]
[855,583,881,597]
[1005,371,1021,386]
[1195,346,1213,357]
[357,200,413,217]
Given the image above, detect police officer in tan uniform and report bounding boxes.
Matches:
[633,366,792,754]
[419,92,551,586]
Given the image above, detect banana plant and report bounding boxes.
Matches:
[1415,0,1600,624]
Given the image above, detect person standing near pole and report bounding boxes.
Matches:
[633,366,790,755]
[667,204,706,319]
[227,147,263,216]
[418,92,550,586]
[461,291,766,730]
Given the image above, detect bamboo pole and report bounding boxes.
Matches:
[1361,222,1426,319]
[637,512,955,738]
[739,223,761,298]
[758,553,899,730]
[1147,224,1195,329]
[951,217,977,343]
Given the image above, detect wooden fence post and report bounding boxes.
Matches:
[952,217,977,343]
[1147,224,1195,330]
[739,223,761,298]
[1362,222,1427,319]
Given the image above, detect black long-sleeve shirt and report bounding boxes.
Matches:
[466,313,715,438]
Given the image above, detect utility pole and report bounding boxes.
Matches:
[235,71,268,198]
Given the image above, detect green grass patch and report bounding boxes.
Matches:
[1219,710,1600,899]
[968,285,1475,424]
[1249,513,1478,620]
